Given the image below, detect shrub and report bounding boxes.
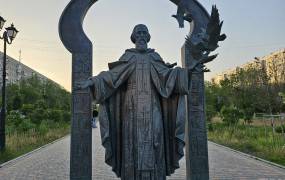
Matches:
[35,99,47,109]
[21,104,34,116]
[220,105,243,125]
[47,109,63,122]
[6,110,24,128]
[12,95,22,110]
[38,120,49,134]
[18,119,36,132]
[208,123,214,132]
[62,111,71,122]
[206,105,216,122]
[30,108,48,125]
[276,125,285,134]
[242,107,254,124]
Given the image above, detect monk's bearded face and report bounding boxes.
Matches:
[134,28,149,51]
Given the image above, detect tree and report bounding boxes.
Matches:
[4,75,71,132]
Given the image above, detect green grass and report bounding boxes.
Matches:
[0,123,70,164]
[208,123,285,166]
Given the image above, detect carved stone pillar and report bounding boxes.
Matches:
[59,1,96,179]
[182,45,209,180]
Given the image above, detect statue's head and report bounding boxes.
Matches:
[131,24,151,52]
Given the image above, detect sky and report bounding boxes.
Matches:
[0,0,284,91]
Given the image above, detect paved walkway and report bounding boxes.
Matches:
[0,128,285,180]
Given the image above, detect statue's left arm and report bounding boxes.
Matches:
[150,50,216,98]
[150,53,191,98]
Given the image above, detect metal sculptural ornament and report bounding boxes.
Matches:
[59,0,225,180]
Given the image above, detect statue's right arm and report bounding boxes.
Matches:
[75,60,136,103]
[74,78,94,91]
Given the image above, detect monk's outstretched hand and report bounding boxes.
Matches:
[189,63,205,73]
[74,79,93,91]
[189,54,218,73]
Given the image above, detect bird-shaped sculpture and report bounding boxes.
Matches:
[184,5,226,72]
[172,0,192,28]
[206,5,227,51]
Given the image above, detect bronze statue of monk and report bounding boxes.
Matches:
[76,24,209,180]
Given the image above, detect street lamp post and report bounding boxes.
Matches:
[0,16,18,150]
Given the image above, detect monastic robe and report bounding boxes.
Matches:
[90,48,190,180]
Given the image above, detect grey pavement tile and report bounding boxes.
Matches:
[0,128,284,179]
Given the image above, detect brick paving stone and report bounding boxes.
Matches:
[0,128,284,179]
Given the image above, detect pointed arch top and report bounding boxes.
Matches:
[58,0,212,54]
[59,0,97,53]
